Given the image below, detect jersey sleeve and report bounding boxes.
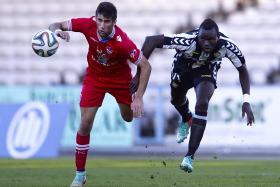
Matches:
[70,18,90,33]
[124,37,142,65]
[224,38,246,68]
[163,33,194,51]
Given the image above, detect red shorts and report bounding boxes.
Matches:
[80,83,132,107]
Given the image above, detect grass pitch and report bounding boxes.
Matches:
[0,157,279,187]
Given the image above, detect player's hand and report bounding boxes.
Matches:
[129,74,140,94]
[131,95,144,118]
[55,30,70,42]
[242,102,255,126]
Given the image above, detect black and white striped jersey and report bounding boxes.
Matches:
[162,30,245,70]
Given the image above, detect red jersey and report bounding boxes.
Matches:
[71,17,142,88]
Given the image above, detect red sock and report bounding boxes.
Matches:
[75,133,90,171]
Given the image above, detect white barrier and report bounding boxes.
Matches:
[185,86,279,147]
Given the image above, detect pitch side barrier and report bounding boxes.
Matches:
[0,85,278,157]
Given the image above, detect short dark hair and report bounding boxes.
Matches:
[199,18,219,35]
[96,2,117,21]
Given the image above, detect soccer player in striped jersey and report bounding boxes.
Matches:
[132,18,254,173]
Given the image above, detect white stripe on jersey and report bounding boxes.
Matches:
[226,49,243,68]
[67,20,72,31]
[220,36,244,68]
[163,33,196,50]
[220,36,243,57]
[220,36,235,44]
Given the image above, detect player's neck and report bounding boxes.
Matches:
[97,27,115,43]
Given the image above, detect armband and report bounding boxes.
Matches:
[243,93,250,103]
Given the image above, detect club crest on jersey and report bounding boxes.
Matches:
[213,52,221,58]
[96,47,108,65]
[106,46,113,55]
[171,81,179,88]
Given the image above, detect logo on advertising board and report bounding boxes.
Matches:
[6,102,50,159]
[0,102,69,159]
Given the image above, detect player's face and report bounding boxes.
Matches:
[96,14,116,38]
[198,28,218,53]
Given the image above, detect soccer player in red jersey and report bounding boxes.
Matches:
[49,2,151,186]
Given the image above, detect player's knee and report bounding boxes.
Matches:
[79,118,93,135]
[170,97,185,106]
[122,114,133,122]
[195,99,209,113]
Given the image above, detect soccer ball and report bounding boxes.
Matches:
[31,30,59,57]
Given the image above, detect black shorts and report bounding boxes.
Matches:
[170,62,217,91]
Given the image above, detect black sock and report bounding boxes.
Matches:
[186,111,207,159]
[174,101,192,122]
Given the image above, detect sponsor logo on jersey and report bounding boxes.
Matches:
[116,35,122,42]
[201,74,211,78]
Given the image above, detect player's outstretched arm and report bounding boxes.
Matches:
[130,55,151,118]
[130,35,164,94]
[141,34,164,59]
[48,21,71,42]
[237,64,255,125]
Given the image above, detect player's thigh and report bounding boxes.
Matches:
[80,82,106,107]
[109,87,132,106]
[79,83,105,133]
[109,87,133,121]
[192,65,217,102]
[170,72,192,105]
[195,81,215,101]
[193,65,218,89]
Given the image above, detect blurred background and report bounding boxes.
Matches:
[1,0,280,159]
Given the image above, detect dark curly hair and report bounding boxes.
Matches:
[199,18,219,35]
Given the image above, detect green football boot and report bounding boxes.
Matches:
[176,119,191,143]
[180,156,193,173]
[70,171,86,187]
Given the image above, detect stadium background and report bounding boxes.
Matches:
[1,0,280,160]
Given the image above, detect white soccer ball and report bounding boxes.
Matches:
[31,30,59,57]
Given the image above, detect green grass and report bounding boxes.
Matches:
[0,157,279,187]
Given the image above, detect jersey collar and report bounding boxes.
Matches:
[97,27,115,43]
